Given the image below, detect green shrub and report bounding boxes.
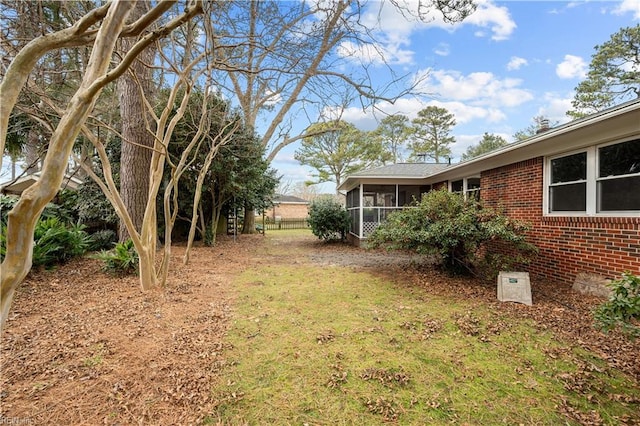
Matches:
[94,239,139,275]
[32,218,90,268]
[87,229,118,251]
[0,194,18,225]
[367,190,537,278]
[1,210,90,267]
[307,198,350,241]
[594,272,640,339]
[0,224,6,261]
[43,189,80,224]
[2,192,80,226]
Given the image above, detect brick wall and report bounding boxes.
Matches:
[481,157,640,284]
[263,203,309,220]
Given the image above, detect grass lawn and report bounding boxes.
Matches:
[205,230,639,425]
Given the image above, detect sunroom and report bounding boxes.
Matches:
[338,163,449,241]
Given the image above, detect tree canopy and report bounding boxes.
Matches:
[407,106,456,163]
[461,133,508,161]
[294,120,382,193]
[513,116,558,141]
[568,24,640,118]
[371,114,411,164]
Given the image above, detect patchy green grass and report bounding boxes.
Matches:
[205,237,640,425]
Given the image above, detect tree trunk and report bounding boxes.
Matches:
[117,1,155,242]
[24,128,41,174]
[1,1,135,330]
[242,204,257,234]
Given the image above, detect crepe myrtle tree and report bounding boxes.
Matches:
[0,0,204,330]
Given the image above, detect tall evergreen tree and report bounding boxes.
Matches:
[461,133,508,161]
[513,116,558,141]
[568,25,640,119]
[407,106,456,163]
[372,114,411,164]
[117,1,157,242]
[295,120,378,194]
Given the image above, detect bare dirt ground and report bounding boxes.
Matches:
[1,232,639,425]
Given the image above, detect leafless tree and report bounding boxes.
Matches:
[209,0,474,232]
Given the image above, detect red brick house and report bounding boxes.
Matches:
[338,100,640,286]
[263,194,310,221]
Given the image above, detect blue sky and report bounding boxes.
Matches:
[270,0,640,193]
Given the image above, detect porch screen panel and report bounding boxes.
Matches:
[346,187,360,208]
[346,187,360,235]
[350,208,360,236]
[451,180,463,193]
[398,185,423,206]
[363,185,396,206]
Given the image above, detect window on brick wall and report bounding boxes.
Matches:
[597,139,640,212]
[450,177,481,201]
[549,151,587,212]
[546,138,640,215]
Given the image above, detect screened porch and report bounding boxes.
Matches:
[345,184,431,239]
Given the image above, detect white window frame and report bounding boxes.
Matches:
[544,138,640,217]
[449,176,481,200]
[464,176,481,200]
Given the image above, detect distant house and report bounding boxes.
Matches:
[339,100,640,286]
[263,194,310,221]
[0,171,83,196]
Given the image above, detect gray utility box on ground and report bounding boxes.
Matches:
[497,271,532,306]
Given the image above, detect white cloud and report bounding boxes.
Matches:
[612,0,640,19]
[556,54,587,79]
[411,0,516,41]
[430,100,506,124]
[462,0,517,41]
[342,0,419,66]
[434,42,450,56]
[415,69,534,107]
[506,56,528,71]
[337,40,414,66]
[537,93,574,125]
[342,0,517,67]
[450,134,480,159]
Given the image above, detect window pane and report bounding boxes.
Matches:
[467,189,481,201]
[467,177,481,190]
[551,152,586,183]
[598,176,640,211]
[599,139,640,177]
[451,180,463,192]
[550,182,586,212]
